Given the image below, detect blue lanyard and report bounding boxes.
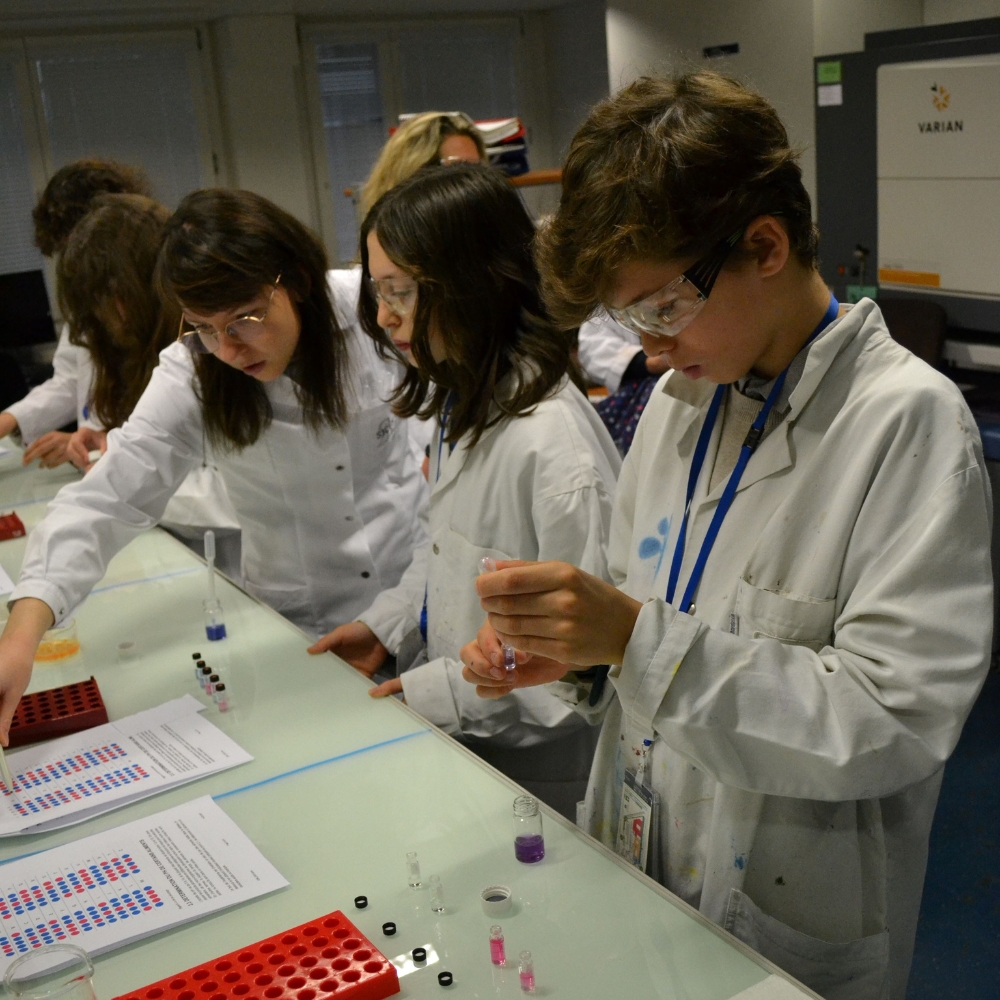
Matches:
[421,397,455,642]
[665,295,839,614]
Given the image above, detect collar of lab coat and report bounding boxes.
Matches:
[659,299,869,499]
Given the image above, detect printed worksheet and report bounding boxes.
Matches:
[0,696,251,836]
[0,796,288,970]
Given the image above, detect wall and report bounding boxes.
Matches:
[543,0,609,158]
[212,15,318,227]
[605,0,816,203]
[814,0,922,55]
[924,0,1000,23]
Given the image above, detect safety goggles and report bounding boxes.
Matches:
[607,230,744,339]
[368,276,418,318]
[177,277,281,355]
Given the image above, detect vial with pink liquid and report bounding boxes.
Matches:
[518,950,536,993]
[489,925,506,966]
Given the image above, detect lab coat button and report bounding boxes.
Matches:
[432,543,440,555]
[361,571,371,578]
[345,515,354,521]
[335,465,345,471]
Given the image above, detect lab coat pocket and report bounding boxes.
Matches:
[735,580,836,653]
[724,889,889,1000]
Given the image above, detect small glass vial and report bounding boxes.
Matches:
[194,658,206,682]
[213,683,229,712]
[199,664,212,690]
[428,874,445,913]
[518,950,536,993]
[207,673,220,695]
[513,795,545,863]
[489,925,506,966]
[204,598,227,641]
[406,851,422,888]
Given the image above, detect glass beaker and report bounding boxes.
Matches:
[35,619,80,662]
[4,944,97,1000]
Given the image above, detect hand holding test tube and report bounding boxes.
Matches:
[479,557,517,672]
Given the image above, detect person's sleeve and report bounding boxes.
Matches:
[356,535,428,655]
[577,311,644,393]
[10,348,203,625]
[403,447,616,747]
[4,328,82,442]
[612,460,993,801]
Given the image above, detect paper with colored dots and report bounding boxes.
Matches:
[0,796,286,972]
[0,696,251,836]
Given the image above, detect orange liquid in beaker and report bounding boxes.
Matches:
[35,638,81,662]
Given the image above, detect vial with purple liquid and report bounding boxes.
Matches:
[513,794,545,863]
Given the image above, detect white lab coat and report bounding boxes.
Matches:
[4,325,239,533]
[577,309,643,393]
[565,300,992,1000]
[5,326,98,441]
[358,377,621,747]
[12,272,429,640]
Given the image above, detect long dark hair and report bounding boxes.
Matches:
[155,189,349,450]
[58,194,177,429]
[359,163,577,447]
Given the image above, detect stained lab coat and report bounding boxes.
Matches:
[11,273,428,639]
[3,325,239,533]
[577,309,642,393]
[567,300,992,999]
[359,378,621,747]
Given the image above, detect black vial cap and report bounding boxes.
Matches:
[192,652,202,660]
[354,895,368,909]
[200,665,212,675]
[210,674,220,683]
[437,971,453,986]
[412,947,427,962]
[382,921,396,935]
[215,683,226,692]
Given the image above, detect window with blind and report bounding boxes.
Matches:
[27,33,212,209]
[306,20,522,264]
[0,57,43,277]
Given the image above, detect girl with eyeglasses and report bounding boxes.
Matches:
[461,74,991,997]
[0,189,427,737]
[309,164,620,812]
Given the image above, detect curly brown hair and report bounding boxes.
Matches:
[57,194,177,429]
[33,159,151,257]
[536,72,820,328]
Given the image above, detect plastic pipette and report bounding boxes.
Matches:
[203,530,227,641]
[479,557,517,672]
[0,743,14,793]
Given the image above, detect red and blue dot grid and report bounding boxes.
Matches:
[0,856,163,957]
[1,743,130,799]
[9,764,150,817]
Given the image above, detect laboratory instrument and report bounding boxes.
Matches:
[203,530,227,641]
[478,557,516,671]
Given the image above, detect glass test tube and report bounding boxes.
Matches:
[489,925,506,966]
[406,851,422,888]
[518,950,536,993]
[428,874,445,913]
[513,794,545,863]
[478,557,516,671]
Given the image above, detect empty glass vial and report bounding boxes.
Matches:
[518,950,536,993]
[406,851,422,888]
[513,795,545,863]
[489,925,506,966]
[428,874,445,913]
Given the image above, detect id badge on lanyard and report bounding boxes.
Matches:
[616,735,660,877]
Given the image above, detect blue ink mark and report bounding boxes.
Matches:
[733,855,746,870]
[638,517,672,580]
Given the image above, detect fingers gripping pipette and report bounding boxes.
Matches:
[203,530,227,641]
[479,557,517,672]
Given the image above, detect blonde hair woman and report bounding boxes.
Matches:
[359,112,485,217]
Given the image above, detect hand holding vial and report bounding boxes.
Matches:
[478,558,518,672]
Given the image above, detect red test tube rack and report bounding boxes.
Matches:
[7,677,109,748]
[0,512,25,541]
[112,911,400,1000]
